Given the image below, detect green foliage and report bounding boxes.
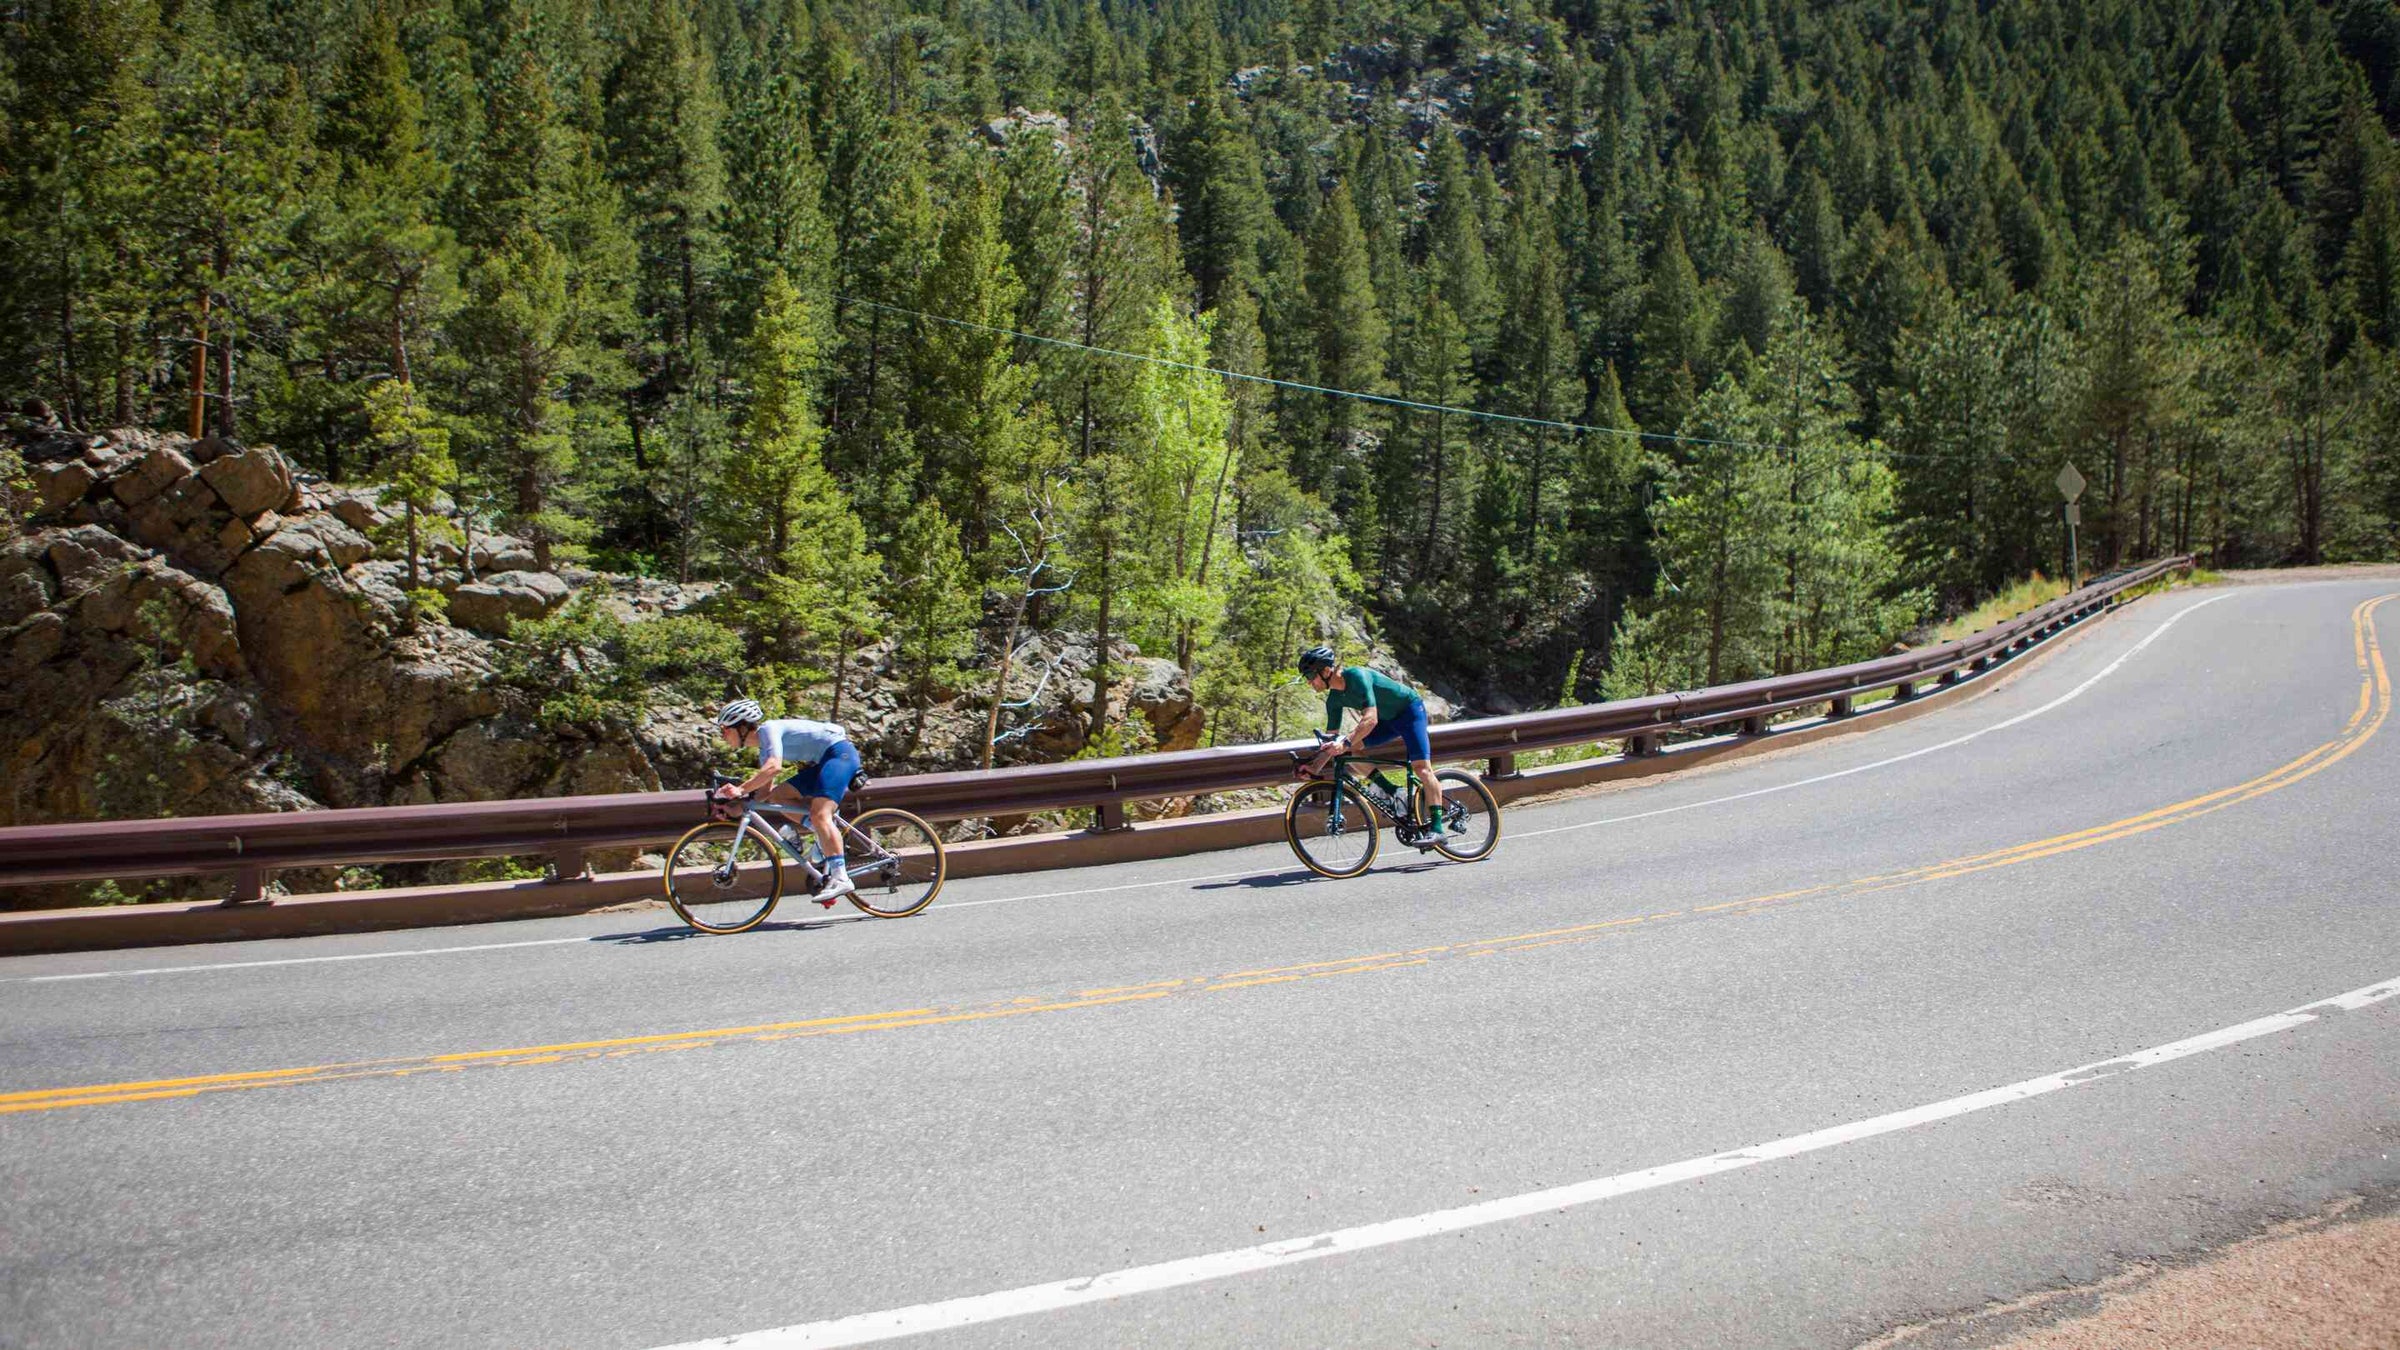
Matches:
[6,0,2397,732]
[365,378,455,594]
[499,595,744,730]
[884,498,976,749]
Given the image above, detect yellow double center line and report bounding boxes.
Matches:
[7,594,2390,1119]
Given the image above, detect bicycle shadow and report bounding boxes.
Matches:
[1200,852,1455,889]
[594,914,873,944]
[1194,870,1322,890]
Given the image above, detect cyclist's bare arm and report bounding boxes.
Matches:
[1305,709,1377,774]
[718,757,784,799]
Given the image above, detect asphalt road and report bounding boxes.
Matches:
[3,578,2395,1350]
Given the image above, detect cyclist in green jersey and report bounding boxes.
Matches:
[1295,645,1446,831]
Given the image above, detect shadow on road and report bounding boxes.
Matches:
[593,914,872,944]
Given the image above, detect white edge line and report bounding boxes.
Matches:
[651,974,2385,1350]
[8,591,2231,984]
[1515,590,2237,841]
[5,935,598,983]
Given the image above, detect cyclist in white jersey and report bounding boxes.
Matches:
[711,699,861,901]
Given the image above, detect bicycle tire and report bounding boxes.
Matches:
[1285,779,1380,878]
[842,808,946,917]
[1429,768,1501,862]
[663,820,784,933]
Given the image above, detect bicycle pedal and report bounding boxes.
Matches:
[815,896,838,909]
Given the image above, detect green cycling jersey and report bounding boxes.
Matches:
[1323,665,1418,731]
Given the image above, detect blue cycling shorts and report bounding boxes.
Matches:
[780,739,861,803]
[1360,697,1432,763]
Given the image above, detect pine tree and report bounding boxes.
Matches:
[884,498,976,751]
[720,41,832,352]
[1303,182,1388,490]
[453,230,587,569]
[366,379,457,608]
[315,4,456,399]
[1169,91,1270,310]
[603,0,728,405]
[1632,224,1708,434]
[154,0,306,438]
[908,158,1039,556]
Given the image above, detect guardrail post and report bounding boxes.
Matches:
[1094,800,1129,832]
[1741,714,1769,736]
[1891,679,1918,702]
[223,866,267,906]
[548,847,590,882]
[1828,695,1854,718]
[1626,732,1660,757]
[1486,753,1520,781]
[1939,667,1964,686]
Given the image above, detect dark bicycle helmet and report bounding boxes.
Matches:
[1297,645,1337,677]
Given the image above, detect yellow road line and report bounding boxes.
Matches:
[10,595,2390,1119]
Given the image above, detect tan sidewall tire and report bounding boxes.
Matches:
[1284,780,1380,879]
[844,808,946,917]
[663,820,784,934]
[1430,769,1501,862]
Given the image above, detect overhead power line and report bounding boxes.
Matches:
[836,294,1849,460]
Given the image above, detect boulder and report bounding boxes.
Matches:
[198,445,295,518]
[45,525,147,593]
[108,443,193,508]
[0,548,56,625]
[29,459,96,512]
[445,570,571,635]
[278,513,372,569]
[325,489,393,535]
[126,474,246,576]
[7,610,66,674]
[1125,658,1205,753]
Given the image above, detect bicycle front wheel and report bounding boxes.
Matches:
[1285,780,1380,878]
[1429,769,1501,861]
[663,820,784,933]
[842,808,946,917]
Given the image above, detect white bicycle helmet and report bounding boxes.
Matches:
[715,698,765,729]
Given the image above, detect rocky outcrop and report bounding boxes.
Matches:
[445,570,571,636]
[1,428,664,903]
[3,424,1237,899]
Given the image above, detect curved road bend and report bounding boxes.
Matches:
[2,578,2394,1350]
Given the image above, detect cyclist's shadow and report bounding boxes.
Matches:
[595,915,874,944]
[1195,860,1443,890]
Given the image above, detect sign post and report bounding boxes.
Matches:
[2056,463,2086,586]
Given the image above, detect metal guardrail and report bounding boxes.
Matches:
[0,558,2192,899]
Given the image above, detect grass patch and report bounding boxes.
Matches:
[1936,572,2073,642]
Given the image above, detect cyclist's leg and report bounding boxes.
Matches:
[1365,701,1440,823]
[804,742,861,862]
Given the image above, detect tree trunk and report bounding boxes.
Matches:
[2105,426,2129,567]
[1421,412,1446,579]
[1705,525,1729,687]
[1086,532,1113,742]
[981,596,1028,771]
[189,288,211,439]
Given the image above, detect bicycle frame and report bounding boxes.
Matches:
[1296,749,1424,836]
[707,778,904,886]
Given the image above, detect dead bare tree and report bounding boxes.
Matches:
[981,490,1075,770]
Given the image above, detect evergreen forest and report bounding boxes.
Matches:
[8,0,2400,748]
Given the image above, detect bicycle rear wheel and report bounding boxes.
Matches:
[1285,780,1379,878]
[842,808,946,917]
[663,821,784,933]
[1429,769,1501,862]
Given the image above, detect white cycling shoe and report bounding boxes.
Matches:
[813,871,857,907]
